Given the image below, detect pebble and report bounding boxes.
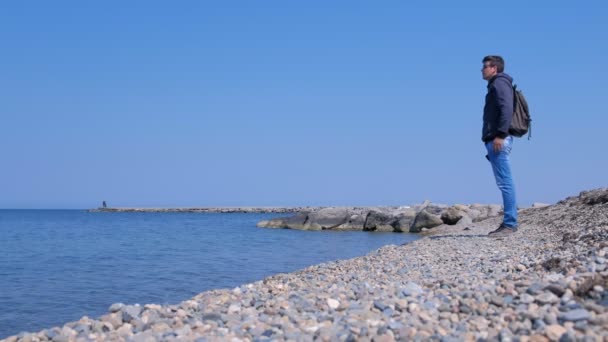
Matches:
[558,309,591,322]
[536,292,560,305]
[490,295,505,307]
[326,298,340,310]
[519,293,535,304]
[544,284,566,297]
[544,324,566,341]
[527,283,545,296]
[109,303,124,313]
[402,282,423,297]
[121,305,142,323]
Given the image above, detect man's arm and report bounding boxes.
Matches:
[493,78,514,138]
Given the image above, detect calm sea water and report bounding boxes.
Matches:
[0,210,418,337]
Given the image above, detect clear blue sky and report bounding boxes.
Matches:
[1,1,606,209]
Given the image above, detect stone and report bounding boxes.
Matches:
[544,313,558,325]
[441,207,465,225]
[73,323,90,335]
[374,333,395,342]
[104,312,123,329]
[533,319,546,330]
[490,296,505,307]
[202,313,222,322]
[519,293,534,304]
[388,321,403,330]
[527,283,545,295]
[327,298,340,310]
[364,210,394,231]
[336,214,366,230]
[395,299,408,312]
[109,303,125,313]
[257,212,309,229]
[410,209,444,232]
[121,305,142,323]
[373,300,389,311]
[529,335,550,342]
[116,323,133,337]
[558,309,591,322]
[227,304,240,314]
[535,292,559,305]
[402,282,423,297]
[151,322,171,334]
[544,324,566,341]
[302,207,352,230]
[544,284,566,297]
[393,212,416,232]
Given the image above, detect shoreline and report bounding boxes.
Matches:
[6,188,608,341]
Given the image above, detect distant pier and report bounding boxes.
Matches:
[88,207,324,214]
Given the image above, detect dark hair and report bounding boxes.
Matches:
[483,55,505,73]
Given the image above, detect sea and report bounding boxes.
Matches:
[0,209,418,337]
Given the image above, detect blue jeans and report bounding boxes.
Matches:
[485,136,518,228]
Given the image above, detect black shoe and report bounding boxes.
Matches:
[488,224,518,237]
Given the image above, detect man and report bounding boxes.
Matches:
[481,55,518,236]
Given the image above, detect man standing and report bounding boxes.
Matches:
[481,55,518,236]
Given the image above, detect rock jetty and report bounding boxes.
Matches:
[257,202,504,233]
[5,188,608,341]
[89,207,322,214]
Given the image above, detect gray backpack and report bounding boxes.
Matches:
[509,84,532,139]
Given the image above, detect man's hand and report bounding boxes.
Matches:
[493,137,505,152]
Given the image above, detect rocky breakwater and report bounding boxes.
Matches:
[5,188,608,341]
[257,202,504,233]
[89,207,322,214]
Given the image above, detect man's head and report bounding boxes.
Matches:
[482,55,504,80]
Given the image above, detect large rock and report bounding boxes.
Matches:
[425,204,448,216]
[469,204,502,222]
[258,203,502,233]
[363,210,395,232]
[389,207,416,218]
[393,213,416,232]
[413,200,431,212]
[463,207,481,221]
[453,204,468,211]
[302,207,351,230]
[413,201,446,216]
[486,204,502,218]
[283,213,310,230]
[457,213,473,225]
[256,218,285,228]
[257,212,308,229]
[257,208,355,230]
[390,208,417,232]
[335,214,366,230]
[410,209,444,232]
[441,207,465,225]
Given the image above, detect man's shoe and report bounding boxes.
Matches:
[488,224,518,237]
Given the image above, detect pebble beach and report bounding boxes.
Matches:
[4,188,608,342]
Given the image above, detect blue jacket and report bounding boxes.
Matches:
[482,73,514,142]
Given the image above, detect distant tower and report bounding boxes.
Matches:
[102,201,107,208]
